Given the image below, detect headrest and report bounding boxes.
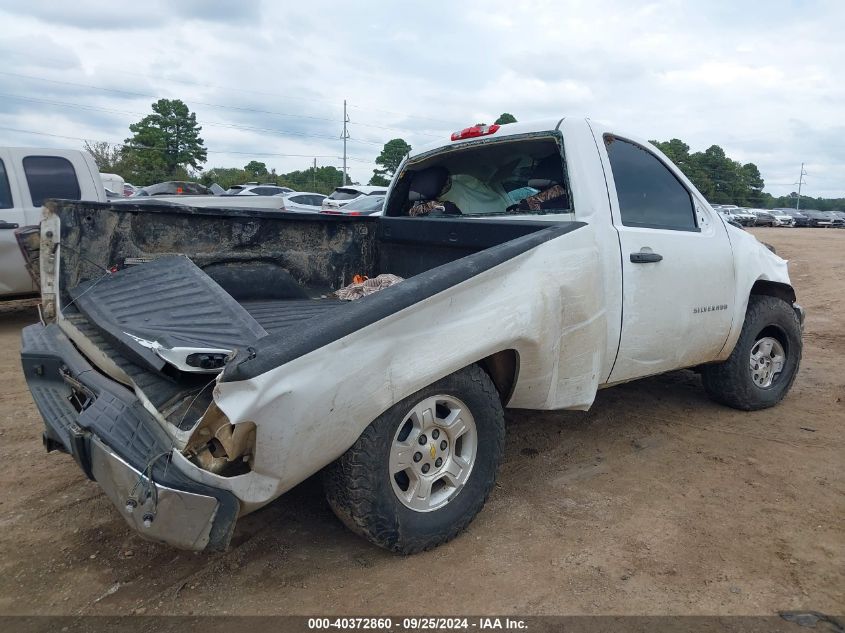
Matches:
[409,166,449,200]
[529,154,564,189]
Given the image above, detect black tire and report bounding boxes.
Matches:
[323,364,505,554]
[702,295,802,410]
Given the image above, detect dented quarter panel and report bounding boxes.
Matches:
[205,225,606,512]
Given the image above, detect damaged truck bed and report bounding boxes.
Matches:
[19,119,803,554]
[21,198,579,550]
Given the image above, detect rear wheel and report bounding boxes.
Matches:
[702,295,802,410]
[323,364,504,554]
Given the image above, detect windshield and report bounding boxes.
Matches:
[390,137,570,217]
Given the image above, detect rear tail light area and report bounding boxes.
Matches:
[451,123,500,141]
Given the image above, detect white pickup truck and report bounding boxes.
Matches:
[19,118,803,554]
[0,148,106,297]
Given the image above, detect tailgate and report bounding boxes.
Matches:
[69,255,268,374]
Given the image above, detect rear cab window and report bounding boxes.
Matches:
[604,136,698,231]
[386,135,571,218]
[23,156,81,207]
[0,159,12,208]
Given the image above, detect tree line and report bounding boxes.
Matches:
[651,138,843,210]
[650,139,766,207]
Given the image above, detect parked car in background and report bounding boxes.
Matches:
[723,206,756,226]
[104,188,122,199]
[322,185,387,211]
[802,209,836,227]
[276,191,326,213]
[0,147,107,297]
[764,209,795,227]
[828,210,845,226]
[823,211,845,227]
[320,194,385,216]
[751,210,777,227]
[714,207,743,229]
[777,208,810,227]
[133,181,210,196]
[231,184,294,196]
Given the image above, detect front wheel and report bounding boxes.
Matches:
[702,295,802,410]
[323,364,505,554]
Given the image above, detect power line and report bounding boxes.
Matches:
[0,125,375,163]
[348,103,455,127]
[0,71,337,122]
[0,71,443,138]
[0,92,383,146]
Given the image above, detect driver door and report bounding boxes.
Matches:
[597,134,736,384]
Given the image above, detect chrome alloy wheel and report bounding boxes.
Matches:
[388,395,478,512]
[749,336,786,388]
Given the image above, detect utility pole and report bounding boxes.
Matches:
[313,157,317,191]
[796,163,806,211]
[341,99,350,186]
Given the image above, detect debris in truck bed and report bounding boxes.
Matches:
[336,274,404,300]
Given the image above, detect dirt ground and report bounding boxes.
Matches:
[0,227,841,616]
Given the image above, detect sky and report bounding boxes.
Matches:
[0,0,842,197]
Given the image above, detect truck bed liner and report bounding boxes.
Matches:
[240,299,348,335]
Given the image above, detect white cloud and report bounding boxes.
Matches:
[0,0,842,196]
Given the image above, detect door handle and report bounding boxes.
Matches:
[630,251,663,263]
[0,221,20,230]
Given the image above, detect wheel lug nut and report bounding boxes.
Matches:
[422,463,430,474]
[435,457,443,468]
[413,452,422,462]
[440,440,447,450]
[418,434,427,445]
[431,429,440,439]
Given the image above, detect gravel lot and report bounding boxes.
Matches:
[0,227,841,616]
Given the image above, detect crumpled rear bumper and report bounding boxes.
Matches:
[20,322,239,551]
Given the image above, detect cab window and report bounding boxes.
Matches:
[605,136,697,231]
[0,159,12,208]
[23,156,81,207]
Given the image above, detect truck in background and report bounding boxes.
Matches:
[0,147,106,297]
